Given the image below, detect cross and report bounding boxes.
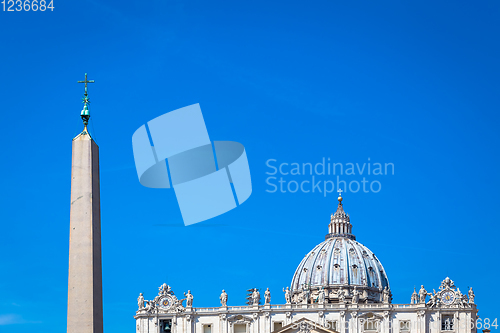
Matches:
[77,73,95,96]
[337,188,343,196]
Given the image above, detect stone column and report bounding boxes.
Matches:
[465,312,471,333]
[383,311,390,333]
[67,132,103,333]
[350,312,358,333]
[173,315,178,333]
[318,311,325,328]
[186,315,192,333]
[149,317,155,333]
[253,313,259,333]
[219,314,227,333]
[339,311,346,333]
[264,313,270,333]
[417,311,426,333]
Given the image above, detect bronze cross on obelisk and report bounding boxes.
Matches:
[78,73,95,96]
[78,73,94,127]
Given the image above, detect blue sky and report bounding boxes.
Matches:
[1,0,499,332]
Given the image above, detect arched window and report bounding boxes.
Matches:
[234,324,247,333]
[363,319,379,332]
[400,320,410,333]
[203,324,212,333]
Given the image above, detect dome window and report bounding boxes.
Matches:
[317,265,322,270]
[334,264,340,270]
[349,248,355,255]
[334,248,340,254]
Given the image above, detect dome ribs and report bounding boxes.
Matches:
[288,195,390,304]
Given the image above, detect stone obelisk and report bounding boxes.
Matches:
[67,74,103,333]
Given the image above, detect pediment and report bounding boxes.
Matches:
[228,314,253,323]
[358,313,383,320]
[274,318,339,333]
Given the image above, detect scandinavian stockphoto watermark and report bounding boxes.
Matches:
[132,104,252,226]
[292,318,498,331]
[265,158,394,195]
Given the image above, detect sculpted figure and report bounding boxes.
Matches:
[264,288,271,304]
[383,287,389,304]
[145,300,154,312]
[418,285,428,304]
[362,289,368,301]
[468,287,475,304]
[137,293,145,310]
[318,288,326,304]
[455,288,464,307]
[426,292,439,308]
[159,283,171,295]
[252,288,260,305]
[337,288,346,303]
[283,287,291,304]
[184,290,193,307]
[302,284,310,303]
[351,287,359,305]
[220,289,228,306]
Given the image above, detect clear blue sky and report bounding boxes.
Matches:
[1,0,499,332]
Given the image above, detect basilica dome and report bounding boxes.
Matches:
[290,195,390,304]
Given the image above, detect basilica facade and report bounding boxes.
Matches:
[134,195,478,333]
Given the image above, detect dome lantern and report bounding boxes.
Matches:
[327,189,355,240]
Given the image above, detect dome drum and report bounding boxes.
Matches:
[291,284,388,305]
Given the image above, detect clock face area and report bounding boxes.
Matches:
[159,296,172,309]
[442,291,455,304]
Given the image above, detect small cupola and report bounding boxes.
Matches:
[327,191,355,240]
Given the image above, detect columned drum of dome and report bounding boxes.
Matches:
[290,194,390,304]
